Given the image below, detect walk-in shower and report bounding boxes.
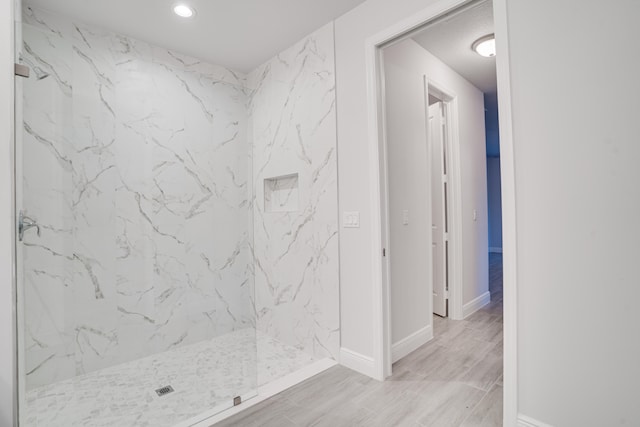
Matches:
[14,1,340,426]
[17,4,258,424]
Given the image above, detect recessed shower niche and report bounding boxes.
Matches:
[264,174,299,213]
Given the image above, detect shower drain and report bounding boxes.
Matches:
[155,385,175,397]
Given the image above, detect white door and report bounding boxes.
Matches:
[429,101,447,317]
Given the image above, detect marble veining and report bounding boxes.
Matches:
[20,6,253,390]
[24,329,316,427]
[18,4,340,424]
[264,174,299,213]
[248,23,340,360]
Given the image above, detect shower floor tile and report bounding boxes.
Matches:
[23,329,316,427]
[257,333,316,386]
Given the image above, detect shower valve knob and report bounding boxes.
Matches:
[18,211,41,241]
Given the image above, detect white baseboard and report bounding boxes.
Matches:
[391,325,433,363]
[517,414,553,427]
[339,347,377,378]
[185,358,337,427]
[489,247,503,253]
[462,291,491,318]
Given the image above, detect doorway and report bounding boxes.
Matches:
[381,0,494,364]
[370,2,514,421]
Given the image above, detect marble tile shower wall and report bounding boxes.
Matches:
[21,6,254,389]
[248,23,340,360]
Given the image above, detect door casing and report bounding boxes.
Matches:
[364,0,518,425]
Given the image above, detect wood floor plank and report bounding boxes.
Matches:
[288,402,375,426]
[214,397,298,427]
[214,253,504,427]
[414,381,487,427]
[474,319,503,344]
[460,343,503,391]
[460,384,503,427]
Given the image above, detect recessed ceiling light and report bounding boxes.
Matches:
[173,4,195,18]
[472,34,496,58]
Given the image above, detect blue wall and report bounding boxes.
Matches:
[485,93,502,251]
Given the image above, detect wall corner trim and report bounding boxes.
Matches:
[391,325,433,363]
[339,347,377,379]
[517,414,554,427]
[462,291,491,318]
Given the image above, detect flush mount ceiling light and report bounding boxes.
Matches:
[472,34,496,57]
[173,4,195,18]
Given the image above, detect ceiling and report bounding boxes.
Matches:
[24,0,367,73]
[412,1,496,94]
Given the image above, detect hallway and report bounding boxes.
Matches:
[217,253,504,426]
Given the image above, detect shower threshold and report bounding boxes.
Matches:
[180,358,337,427]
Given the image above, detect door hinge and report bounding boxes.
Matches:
[15,63,30,78]
[383,248,386,257]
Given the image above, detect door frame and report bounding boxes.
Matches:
[364,0,518,424]
[377,16,465,375]
[1,0,18,425]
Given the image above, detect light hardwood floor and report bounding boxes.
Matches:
[216,253,504,426]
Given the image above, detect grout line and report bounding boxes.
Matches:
[458,386,492,426]
[283,413,300,426]
[487,374,503,391]
[466,381,491,393]
[459,372,504,426]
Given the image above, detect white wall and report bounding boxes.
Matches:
[486,157,502,251]
[383,41,432,348]
[0,0,16,424]
[335,0,640,424]
[506,1,640,425]
[335,0,489,364]
[335,0,448,366]
[383,38,488,348]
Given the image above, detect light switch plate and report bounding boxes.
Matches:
[343,211,360,228]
